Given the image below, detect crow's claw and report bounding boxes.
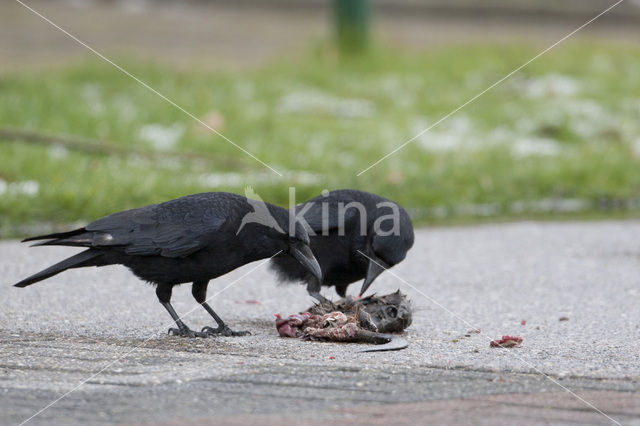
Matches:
[168,327,208,338]
[202,325,250,337]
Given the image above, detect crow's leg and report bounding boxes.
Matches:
[191,280,250,337]
[156,283,207,338]
[306,277,332,305]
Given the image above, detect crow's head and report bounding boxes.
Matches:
[267,208,322,283]
[360,206,414,296]
[242,199,322,283]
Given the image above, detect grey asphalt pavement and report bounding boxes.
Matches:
[1,221,640,425]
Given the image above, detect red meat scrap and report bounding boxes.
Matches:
[275,311,361,341]
[275,312,314,338]
[490,335,523,348]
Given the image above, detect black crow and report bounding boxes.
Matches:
[14,192,322,337]
[270,189,414,303]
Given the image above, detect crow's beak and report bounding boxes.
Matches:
[359,258,387,296]
[291,242,322,283]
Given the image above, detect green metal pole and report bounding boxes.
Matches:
[333,0,371,54]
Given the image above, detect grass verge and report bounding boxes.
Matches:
[1,42,640,236]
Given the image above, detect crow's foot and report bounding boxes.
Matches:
[168,327,208,338]
[202,325,250,337]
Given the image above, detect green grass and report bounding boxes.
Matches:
[1,42,640,237]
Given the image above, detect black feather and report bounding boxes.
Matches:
[271,189,414,297]
[14,249,102,287]
[21,228,87,243]
[15,192,297,286]
[14,191,324,336]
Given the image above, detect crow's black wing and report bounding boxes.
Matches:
[85,193,236,257]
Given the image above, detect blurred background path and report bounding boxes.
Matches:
[2,0,639,72]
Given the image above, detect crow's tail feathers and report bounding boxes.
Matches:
[14,249,101,288]
[22,228,97,248]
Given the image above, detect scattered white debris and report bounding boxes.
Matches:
[277,88,375,118]
[488,126,563,158]
[337,152,356,167]
[455,203,501,216]
[114,95,137,122]
[0,179,40,197]
[413,116,476,152]
[49,144,69,159]
[123,154,181,171]
[409,98,640,158]
[511,137,561,158]
[517,74,580,99]
[411,198,597,218]
[379,76,416,108]
[561,100,608,139]
[198,170,322,188]
[510,198,590,214]
[125,154,154,169]
[138,123,185,150]
[509,98,635,144]
[17,181,40,197]
[198,172,246,188]
[414,115,559,157]
[82,83,105,116]
[288,171,321,185]
[155,158,183,170]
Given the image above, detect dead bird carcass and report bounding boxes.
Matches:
[275,290,412,352]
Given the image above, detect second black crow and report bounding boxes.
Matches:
[13,192,322,337]
[271,189,414,302]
